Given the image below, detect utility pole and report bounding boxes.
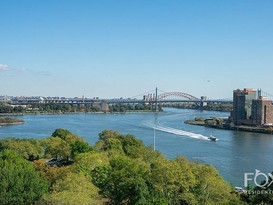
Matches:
[153,126,156,151]
[155,87,158,112]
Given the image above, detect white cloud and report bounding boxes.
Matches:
[15,68,31,72]
[0,64,9,71]
[0,63,51,77]
[0,64,29,72]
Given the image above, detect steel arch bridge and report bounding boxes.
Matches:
[157,92,200,101]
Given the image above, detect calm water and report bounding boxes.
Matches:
[0,108,272,187]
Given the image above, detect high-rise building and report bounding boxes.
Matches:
[232,88,257,125]
[252,96,273,126]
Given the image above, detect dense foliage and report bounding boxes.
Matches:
[0,150,49,205]
[0,102,161,114]
[164,102,233,111]
[92,130,244,205]
[109,104,162,112]
[1,128,267,204]
[0,102,25,113]
[0,102,100,113]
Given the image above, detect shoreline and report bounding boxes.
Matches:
[0,122,25,126]
[0,110,158,116]
[184,118,273,135]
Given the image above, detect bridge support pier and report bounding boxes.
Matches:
[200,96,207,110]
[101,101,109,112]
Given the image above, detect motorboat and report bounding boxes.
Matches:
[208,135,217,141]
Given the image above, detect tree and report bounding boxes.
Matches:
[51,128,73,140]
[41,172,103,205]
[96,131,146,158]
[33,159,71,186]
[149,157,197,204]
[98,130,122,140]
[73,151,109,174]
[70,140,92,158]
[0,150,49,205]
[189,161,244,205]
[0,138,43,160]
[42,129,91,160]
[51,128,83,144]
[92,156,151,205]
[117,134,145,158]
[41,137,71,160]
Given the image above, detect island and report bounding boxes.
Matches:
[0,117,25,126]
[185,117,273,134]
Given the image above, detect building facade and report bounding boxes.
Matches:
[252,96,273,126]
[232,88,257,125]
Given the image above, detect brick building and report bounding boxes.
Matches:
[252,96,273,126]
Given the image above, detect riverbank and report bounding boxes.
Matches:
[184,117,273,134]
[0,113,25,116]
[0,117,25,126]
[162,102,233,112]
[0,110,158,116]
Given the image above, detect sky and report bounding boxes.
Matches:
[0,0,273,99]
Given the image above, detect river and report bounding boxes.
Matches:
[0,108,272,187]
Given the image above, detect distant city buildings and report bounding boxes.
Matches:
[232,88,273,126]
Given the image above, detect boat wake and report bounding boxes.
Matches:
[143,122,211,141]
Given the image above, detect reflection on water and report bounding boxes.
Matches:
[0,108,272,187]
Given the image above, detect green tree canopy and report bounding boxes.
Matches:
[73,151,109,174]
[0,138,43,160]
[92,156,152,205]
[0,129,245,205]
[93,130,244,205]
[41,137,71,160]
[52,128,73,140]
[0,150,49,205]
[41,172,103,205]
[71,140,92,158]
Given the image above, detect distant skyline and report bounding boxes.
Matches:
[1,0,273,99]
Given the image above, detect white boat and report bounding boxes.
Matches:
[208,135,217,141]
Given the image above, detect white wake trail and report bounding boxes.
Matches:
[143,122,210,141]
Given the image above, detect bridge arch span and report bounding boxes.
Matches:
[157,92,200,101]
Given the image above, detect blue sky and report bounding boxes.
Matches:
[0,0,273,99]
